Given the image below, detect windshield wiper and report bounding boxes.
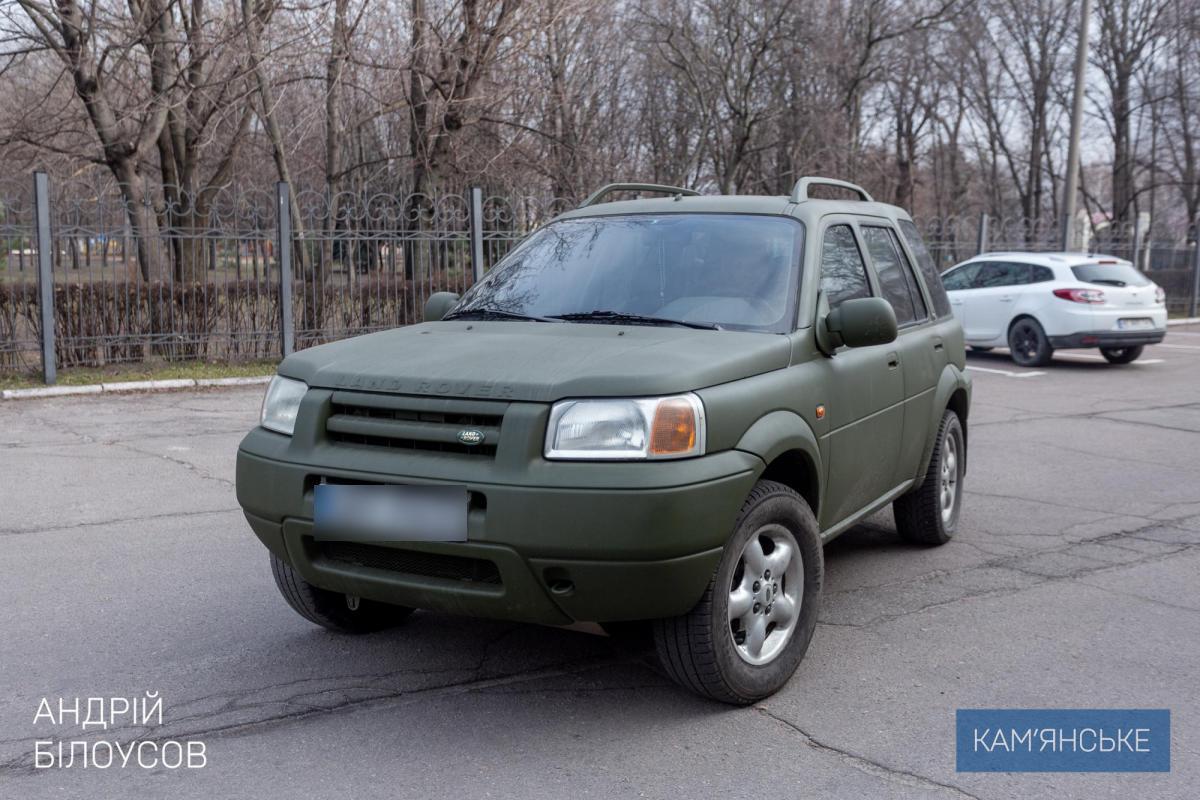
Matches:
[443,308,562,323]
[550,310,722,330]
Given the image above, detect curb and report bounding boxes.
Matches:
[1167,317,1199,326]
[1,375,271,401]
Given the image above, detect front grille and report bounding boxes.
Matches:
[319,541,502,586]
[325,391,505,456]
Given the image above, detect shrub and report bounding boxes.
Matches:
[0,276,455,368]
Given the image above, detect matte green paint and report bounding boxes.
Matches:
[277,322,793,403]
[236,190,971,624]
[824,297,898,348]
[423,292,459,322]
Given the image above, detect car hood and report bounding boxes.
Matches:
[281,321,791,402]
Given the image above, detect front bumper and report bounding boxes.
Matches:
[236,396,760,624]
[1048,329,1165,348]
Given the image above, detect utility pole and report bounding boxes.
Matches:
[1061,0,1092,252]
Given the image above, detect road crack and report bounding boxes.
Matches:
[756,707,983,799]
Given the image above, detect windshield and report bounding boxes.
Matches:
[1071,262,1150,287]
[450,214,804,332]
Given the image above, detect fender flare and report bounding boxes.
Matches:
[914,365,972,486]
[734,409,824,517]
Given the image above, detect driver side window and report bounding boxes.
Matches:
[820,225,871,309]
[942,263,981,290]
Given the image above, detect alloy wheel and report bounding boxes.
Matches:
[728,525,804,666]
[940,429,959,525]
[1011,322,1039,361]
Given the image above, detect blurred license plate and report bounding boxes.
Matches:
[1117,318,1154,330]
[313,484,468,542]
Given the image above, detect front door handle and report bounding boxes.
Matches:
[887,352,900,369]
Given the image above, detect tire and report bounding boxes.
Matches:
[270,552,413,633]
[653,480,822,705]
[1007,317,1053,367]
[969,346,994,352]
[1100,345,1144,364]
[894,409,964,546]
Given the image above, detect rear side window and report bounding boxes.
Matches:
[1031,265,1054,283]
[974,262,1029,287]
[819,225,871,308]
[1071,262,1150,287]
[897,220,952,318]
[942,263,980,290]
[862,225,926,326]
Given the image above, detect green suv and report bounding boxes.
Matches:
[236,178,971,704]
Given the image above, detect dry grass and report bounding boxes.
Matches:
[0,358,278,391]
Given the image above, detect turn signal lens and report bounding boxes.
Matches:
[650,398,697,455]
[1053,288,1106,304]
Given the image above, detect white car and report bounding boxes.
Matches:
[941,252,1167,366]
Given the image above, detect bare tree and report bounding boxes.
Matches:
[13,0,172,279]
[1093,0,1168,224]
[1158,0,1199,223]
[959,0,1077,231]
[151,2,258,280]
[2,0,1199,246]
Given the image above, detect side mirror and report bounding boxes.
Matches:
[423,292,460,322]
[823,297,897,349]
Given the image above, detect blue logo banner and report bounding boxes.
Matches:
[956,709,1170,772]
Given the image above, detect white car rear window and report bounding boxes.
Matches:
[1071,262,1150,287]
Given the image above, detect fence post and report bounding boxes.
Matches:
[469,186,485,283]
[1190,225,1200,319]
[1131,221,1142,271]
[33,171,56,385]
[976,212,989,256]
[277,182,294,358]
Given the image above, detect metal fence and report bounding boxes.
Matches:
[1,174,567,379]
[2,172,1198,382]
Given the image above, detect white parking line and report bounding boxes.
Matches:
[1159,343,1200,350]
[1056,352,1101,360]
[966,365,1045,378]
[1051,352,1105,361]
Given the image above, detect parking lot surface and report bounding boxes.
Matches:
[2,329,1198,799]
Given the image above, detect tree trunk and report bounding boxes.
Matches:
[405,0,431,281]
[1112,69,1135,226]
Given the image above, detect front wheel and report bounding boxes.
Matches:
[894,409,965,545]
[270,553,413,633]
[1008,318,1053,367]
[1100,345,1144,364]
[653,480,822,705]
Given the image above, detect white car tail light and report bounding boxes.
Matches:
[1053,288,1106,304]
[1155,286,1165,304]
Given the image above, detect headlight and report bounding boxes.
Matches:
[545,394,705,460]
[260,375,308,436]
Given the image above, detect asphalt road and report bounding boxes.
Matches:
[2,329,1198,799]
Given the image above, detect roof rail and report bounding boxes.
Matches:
[580,182,700,208]
[789,177,873,203]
